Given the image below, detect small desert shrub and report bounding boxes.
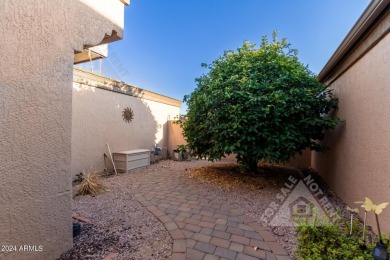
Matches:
[296,197,390,259]
[76,168,105,196]
[296,223,371,259]
[294,214,390,259]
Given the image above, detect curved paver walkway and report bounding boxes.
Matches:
[131,162,291,260]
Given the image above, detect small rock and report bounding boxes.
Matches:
[103,252,118,260]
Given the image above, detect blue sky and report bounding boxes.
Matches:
[80,0,370,113]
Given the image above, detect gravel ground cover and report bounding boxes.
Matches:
[59,164,174,260]
[60,159,368,259]
[185,160,373,259]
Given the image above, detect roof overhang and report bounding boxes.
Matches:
[73,0,130,64]
[74,44,108,64]
[318,0,390,83]
[120,0,130,5]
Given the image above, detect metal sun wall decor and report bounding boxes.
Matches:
[122,107,134,123]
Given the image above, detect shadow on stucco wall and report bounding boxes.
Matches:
[71,83,158,176]
[312,121,346,183]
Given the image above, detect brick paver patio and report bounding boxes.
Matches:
[131,162,291,260]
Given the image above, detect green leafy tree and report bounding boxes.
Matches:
[183,32,341,171]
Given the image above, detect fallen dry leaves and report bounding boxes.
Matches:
[187,163,299,191]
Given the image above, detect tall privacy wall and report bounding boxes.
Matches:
[72,68,181,176]
[314,5,390,233]
[0,1,127,259]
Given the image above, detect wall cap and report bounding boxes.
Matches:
[73,67,182,107]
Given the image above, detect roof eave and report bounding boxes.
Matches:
[318,0,389,83]
[119,0,130,6]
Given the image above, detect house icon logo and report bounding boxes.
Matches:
[260,175,339,227]
[290,197,313,218]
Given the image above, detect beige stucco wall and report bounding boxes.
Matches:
[0,1,126,259]
[167,120,187,157]
[313,31,390,232]
[166,120,311,168]
[71,70,181,175]
[281,149,311,168]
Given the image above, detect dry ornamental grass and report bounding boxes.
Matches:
[76,169,106,196]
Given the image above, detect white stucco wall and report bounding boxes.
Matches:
[0,1,126,259]
[71,70,181,176]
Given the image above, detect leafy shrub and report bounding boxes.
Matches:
[296,224,369,259]
[295,214,390,260]
[183,31,341,171]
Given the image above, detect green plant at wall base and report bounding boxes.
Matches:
[173,144,189,161]
[295,198,390,260]
[295,220,374,259]
[176,144,187,155]
[183,31,341,171]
